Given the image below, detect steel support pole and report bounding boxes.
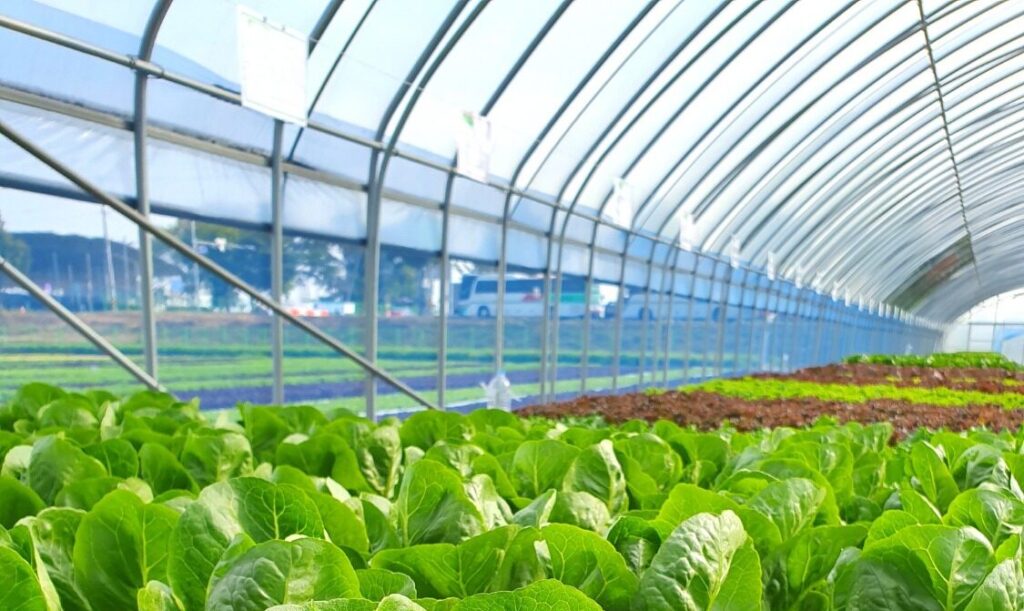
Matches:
[1,255,161,390]
[132,123,160,379]
[364,154,381,420]
[540,257,555,403]
[134,77,158,378]
[789,289,807,369]
[270,120,285,404]
[438,179,452,410]
[715,263,733,377]
[661,247,682,386]
[579,252,596,396]
[679,254,699,383]
[648,249,668,384]
[610,253,627,392]
[831,300,843,363]
[765,280,778,372]
[637,254,655,387]
[132,0,171,380]
[0,119,437,410]
[651,245,674,386]
[697,265,712,380]
[747,280,765,372]
[733,269,752,375]
[813,295,825,364]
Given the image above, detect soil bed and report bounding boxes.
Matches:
[521,390,1024,441]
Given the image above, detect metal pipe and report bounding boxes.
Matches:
[660,247,682,386]
[579,250,596,396]
[714,262,733,377]
[363,151,381,419]
[746,278,765,372]
[361,2,469,417]
[270,120,285,404]
[637,251,655,386]
[0,255,161,391]
[651,244,674,384]
[438,178,453,410]
[0,119,438,410]
[732,268,750,375]
[679,254,698,382]
[611,249,628,391]
[132,0,171,380]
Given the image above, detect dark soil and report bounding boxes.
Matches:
[521,391,1024,441]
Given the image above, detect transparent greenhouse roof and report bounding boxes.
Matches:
[2,0,1023,323]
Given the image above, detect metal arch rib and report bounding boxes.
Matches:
[133,0,172,380]
[915,0,981,287]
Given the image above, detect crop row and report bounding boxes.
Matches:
[3,382,1024,610]
[682,377,1024,410]
[845,351,1021,371]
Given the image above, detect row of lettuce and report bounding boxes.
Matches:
[2,382,1024,610]
[845,351,1022,370]
[680,377,1024,409]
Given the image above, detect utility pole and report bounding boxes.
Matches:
[122,239,131,307]
[190,220,201,308]
[67,264,76,309]
[85,252,94,312]
[51,251,60,294]
[101,207,117,311]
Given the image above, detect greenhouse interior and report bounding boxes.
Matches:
[2,0,1024,609]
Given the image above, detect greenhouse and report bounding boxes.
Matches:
[2,1,1024,609]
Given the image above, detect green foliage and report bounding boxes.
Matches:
[4,382,1024,609]
[845,352,1022,371]
[685,377,1024,409]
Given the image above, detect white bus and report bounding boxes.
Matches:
[454,274,603,318]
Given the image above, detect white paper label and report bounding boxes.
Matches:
[237,6,308,125]
[729,236,741,269]
[678,212,698,251]
[455,111,493,182]
[766,252,776,281]
[608,178,633,228]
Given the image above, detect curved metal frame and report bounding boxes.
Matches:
[3,0,994,412]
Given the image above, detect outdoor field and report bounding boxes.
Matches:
[0,311,796,414]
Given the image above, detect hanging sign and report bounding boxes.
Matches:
[608,178,633,228]
[455,111,493,182]
[237,6,308,125]
[679,212,698,251]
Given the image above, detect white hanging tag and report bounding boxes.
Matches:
[237,6,308,125]
[766,252,776,281]
[609,178,633,228]
[678,212,698,251]
[729,235,741,268]
[455,111,493,182]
